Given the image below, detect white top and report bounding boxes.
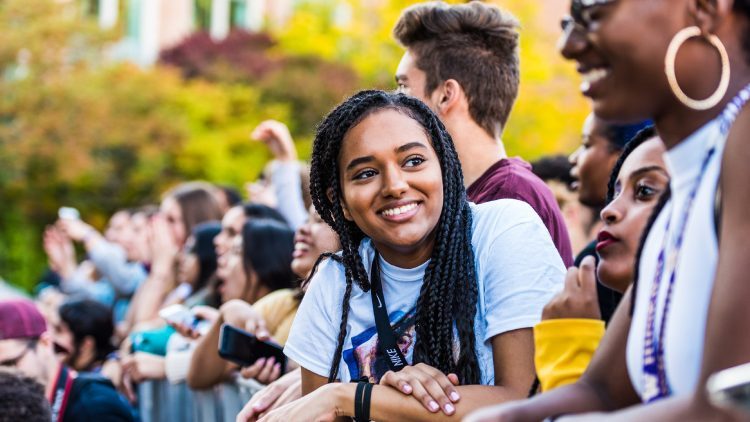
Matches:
[285,199,565,384]
[627,118,725,398]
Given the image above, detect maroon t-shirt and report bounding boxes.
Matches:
[467,157,574,267]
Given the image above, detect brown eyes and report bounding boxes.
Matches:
[353,169,377,180]
[404,156,425,167]
[351,156,426,181]
[635,184,657,199]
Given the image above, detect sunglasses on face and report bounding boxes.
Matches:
[562,0,618,33]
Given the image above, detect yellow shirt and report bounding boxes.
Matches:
[533,318,605,392]
[253,289,300,346]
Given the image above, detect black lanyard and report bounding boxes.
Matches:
[370,253,407,373]
[49,365,74,422]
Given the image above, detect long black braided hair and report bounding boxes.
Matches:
[309,90,481,385]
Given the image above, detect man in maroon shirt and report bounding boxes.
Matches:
[393,1,573,266]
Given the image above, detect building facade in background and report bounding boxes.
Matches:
[92,0,294,66]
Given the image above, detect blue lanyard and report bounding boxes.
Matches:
[641,84,750,403]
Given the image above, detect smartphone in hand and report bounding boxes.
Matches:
[159,304,201,330]
[58,207,80,220]
[218,324,287,373]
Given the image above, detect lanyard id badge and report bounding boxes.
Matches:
[369,253,407,373]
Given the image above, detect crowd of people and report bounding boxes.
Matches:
[1,0,750,420]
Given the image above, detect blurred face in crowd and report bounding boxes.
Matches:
[161,197,186,247]
[291,206,340,280]
[123,212,151,263]
[48,313,94,372]
[569,114,620,208]
[597,137,669,292]
[104,211,131,247]
[214,206,246,258]
[216,236,251,303]
[177,235,200,286]
[0,335,55,389]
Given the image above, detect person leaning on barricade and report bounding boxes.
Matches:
[185,210,339,390]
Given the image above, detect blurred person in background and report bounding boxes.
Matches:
[532,155,595,254]
[568,114,653,322]
[569,114,652,217]
[532,129,668,393]
[121,205,158,266]
[247,120,311,230]
[49,298,116,373]
[393,0,574,267]
[166,221,222,308]
[214,202,287,260]
[236,205,341,421]
[216,185,244,214]
[122,211,294,386]
[186,218,297,389]
[0,299,133,421]
[160,181,224,248]
[42,208,148,316]
[127,182,222,327]
[119,222,223,385]
[0,368,51,422]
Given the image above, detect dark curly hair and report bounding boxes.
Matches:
[0,369,51,422]
[310,90,481,384]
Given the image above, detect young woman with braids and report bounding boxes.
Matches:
[258,90,565,422]
[466,0,750,420]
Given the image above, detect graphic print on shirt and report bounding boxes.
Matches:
[343,307,417,383]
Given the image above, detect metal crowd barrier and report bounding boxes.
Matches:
[137,376,263,422]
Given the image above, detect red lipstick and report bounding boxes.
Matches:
[596,230,618,253]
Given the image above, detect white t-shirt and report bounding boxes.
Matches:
[285,199,565,385]
[627,118,724,398]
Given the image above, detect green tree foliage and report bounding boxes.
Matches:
[499,0,589,160]
[0,0,587,291]
[159,29,360,141]
[0,1,290,290]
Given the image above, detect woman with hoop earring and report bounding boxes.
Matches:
[465,0,750,421]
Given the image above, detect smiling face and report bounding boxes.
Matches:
[214,206,246,258]
[338,108,444,268]
[559,0,690,122]
[596,137,669,292]
[291,206,340,279]
[48,310,74,365]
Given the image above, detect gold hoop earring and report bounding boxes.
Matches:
[664,26,730,111]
